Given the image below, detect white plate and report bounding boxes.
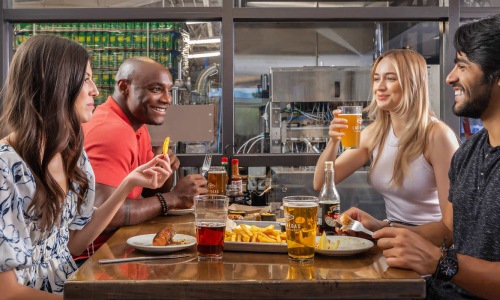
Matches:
[315,236,374,256]
[168,208,194,216]
[224,241,288,253]
[127,234,196,253]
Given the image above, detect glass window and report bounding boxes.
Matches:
[10,0,221,8]
[235,0,444,8]
[460,0,500,6]
[13,21,222,154]
[234,21,442,154]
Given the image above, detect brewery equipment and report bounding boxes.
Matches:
[268,66,371,153]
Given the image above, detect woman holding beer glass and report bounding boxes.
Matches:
[0,35,172,299]
[314,49,459,229]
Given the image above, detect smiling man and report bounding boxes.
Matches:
[340,14,500,299]
[77,57,207,264]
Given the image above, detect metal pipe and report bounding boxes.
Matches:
[194,63,219,96]
[373,22,383,61]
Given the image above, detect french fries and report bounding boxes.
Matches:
[162,137,170,155]
[224,223,287,244]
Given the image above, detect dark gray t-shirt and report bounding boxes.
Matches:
[429,129,500,299]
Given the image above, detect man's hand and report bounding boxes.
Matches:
[167,149,180,173]
[374,227,441,276]
[167,174,208,209]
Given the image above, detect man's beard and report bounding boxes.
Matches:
[453,81,491,119]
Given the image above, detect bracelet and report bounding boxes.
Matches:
[156,193,168,216]
[383,219,394,227]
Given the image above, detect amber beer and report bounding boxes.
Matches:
[196,222,225,258]
[338,106,362,149]
[208,166,227,195]
[283,196,319,262]
[287,262,315,280]
[194,195,229,261]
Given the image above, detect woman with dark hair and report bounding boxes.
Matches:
[0,35,172,299]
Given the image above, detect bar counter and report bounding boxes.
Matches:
[64,214,425,299]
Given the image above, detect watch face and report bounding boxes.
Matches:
[443,257,459,276]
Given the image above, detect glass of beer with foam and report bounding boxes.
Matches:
[338,106,362,149]
[283,196,319,263]
[207,166,227,196]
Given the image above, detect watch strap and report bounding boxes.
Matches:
[434,242,459,282]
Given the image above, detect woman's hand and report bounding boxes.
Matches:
[335,207,387,236]
[126,154,172,190]
[328,109,347,143]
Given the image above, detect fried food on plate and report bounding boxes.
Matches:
[152,225,176,246]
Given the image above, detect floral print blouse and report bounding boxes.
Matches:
[0,144,95,294]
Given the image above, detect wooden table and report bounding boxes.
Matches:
[64,214,425,299]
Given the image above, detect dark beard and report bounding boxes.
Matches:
[453,81,491,119]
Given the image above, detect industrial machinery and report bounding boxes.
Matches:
[268,66,371,153]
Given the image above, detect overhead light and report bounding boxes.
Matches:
[186,21,209,25]
[187,51,221,58]
[188,38,221,45]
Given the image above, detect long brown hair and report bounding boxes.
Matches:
[365,49,436,187]
[0,35,90,231]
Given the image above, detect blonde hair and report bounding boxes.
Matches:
[365,49,436,187]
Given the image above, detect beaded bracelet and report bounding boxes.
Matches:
[156,193,168,216]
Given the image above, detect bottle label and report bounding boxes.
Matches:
[231,180,243,195]
[318,202,340,232]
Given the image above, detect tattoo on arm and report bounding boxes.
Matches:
[123,200,131,226]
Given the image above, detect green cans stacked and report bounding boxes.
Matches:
[116,33,125,48]
[92,71,102,87]
[78,32,86,46]
[86,31,94,48]
[149,32,159,50]
[125,32,133,49]
[116,51,125,66]
[109,33,117,48]
[134,33,143,49]
[163,33,172,49]
[150,22,159,31]
[94,32,103,49]
[102,72,111,87]
[101,51,109,69]
[109,52,117,69]
[102,32,110,48]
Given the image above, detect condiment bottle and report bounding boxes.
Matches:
[221,157,229,184]
[318,161,341,233]
[231,158,243,196]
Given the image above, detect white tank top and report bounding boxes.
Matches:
[369,127,442,225]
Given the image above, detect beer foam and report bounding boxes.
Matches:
[283,202,318,208]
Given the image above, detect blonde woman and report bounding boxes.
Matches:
[314,49,459,229]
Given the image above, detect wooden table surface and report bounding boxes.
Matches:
[64,214,425,299]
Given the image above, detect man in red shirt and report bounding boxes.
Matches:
[77,57,207,263]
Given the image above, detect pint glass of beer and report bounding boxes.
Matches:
[194,195,229,261]
[207,166,227,196]
[338,106,362,149]
[283,196,319,262]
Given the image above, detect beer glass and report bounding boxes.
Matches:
[207,166,227,196]
[194,195,229,261]
[283,196,319,262]
[337,106,362,149]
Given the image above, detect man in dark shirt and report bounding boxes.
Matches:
[343,14,500,299]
